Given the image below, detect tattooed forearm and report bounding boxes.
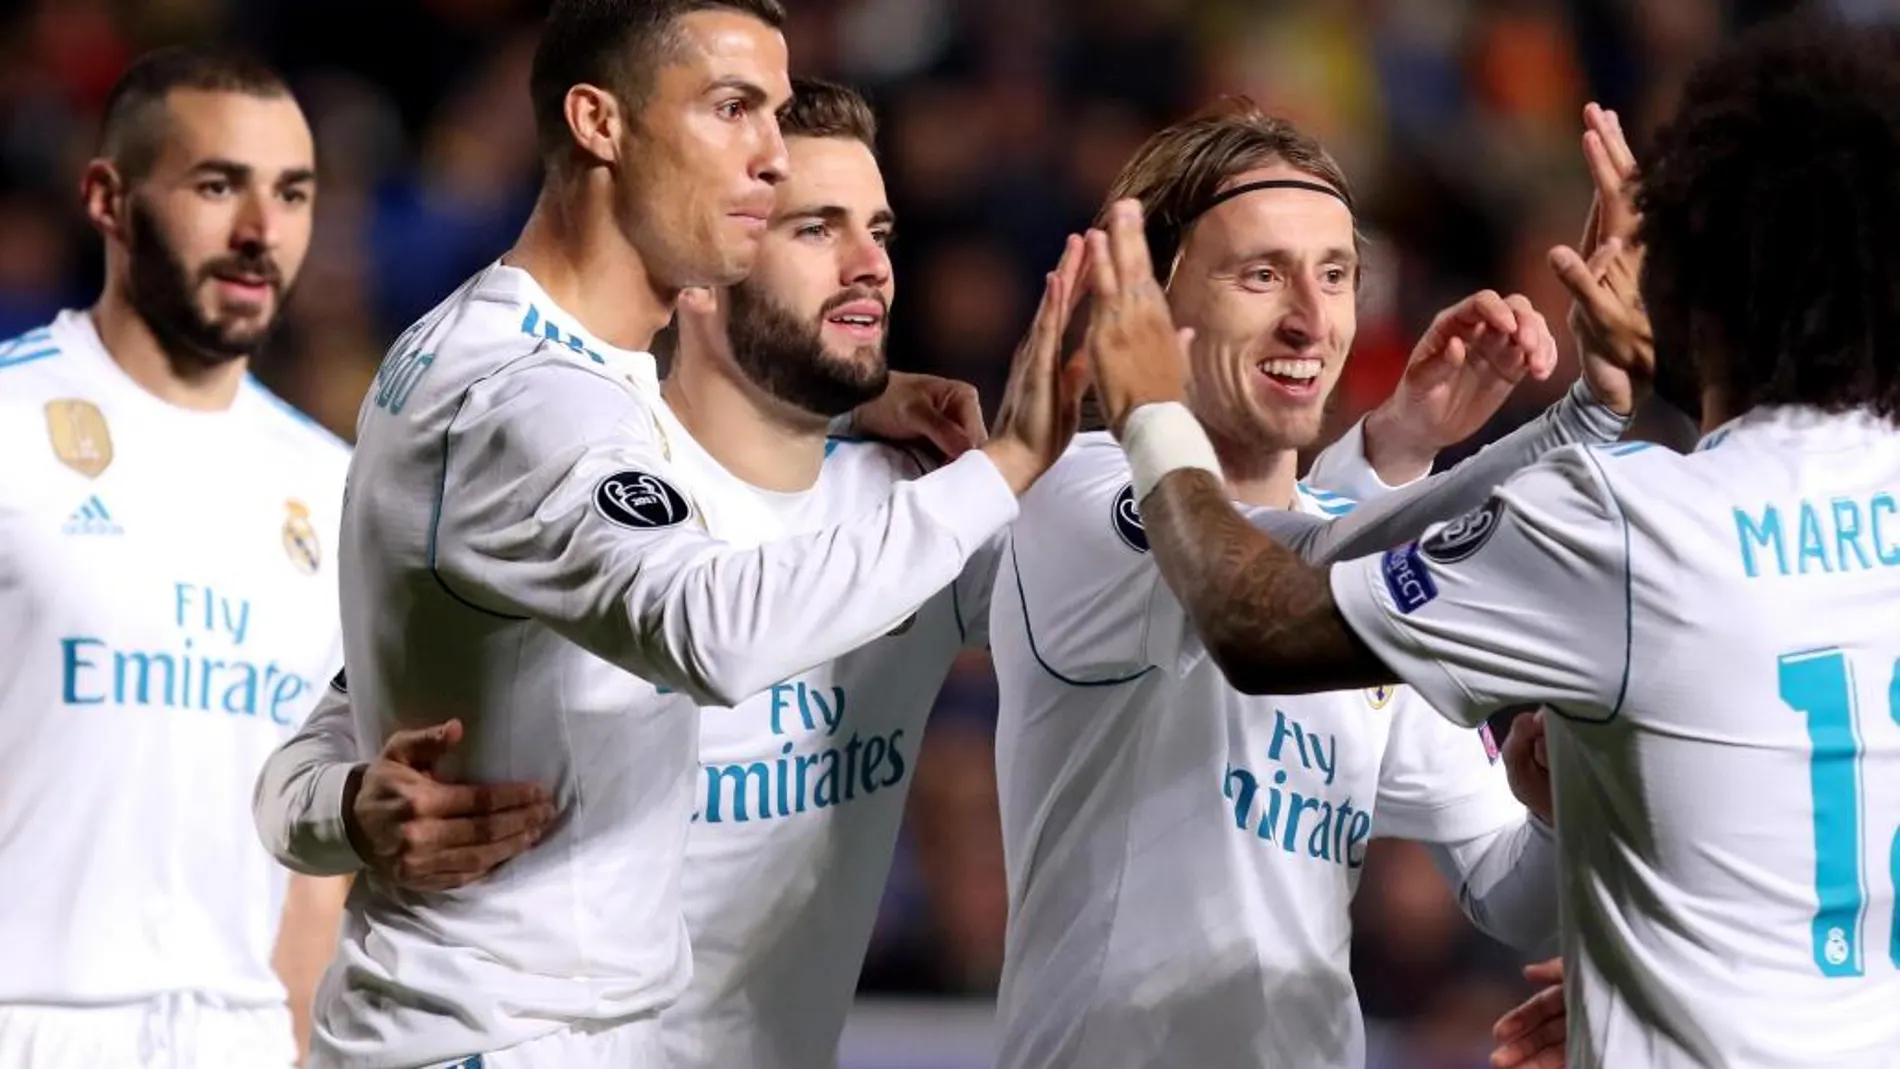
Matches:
[1140,469,1396,695]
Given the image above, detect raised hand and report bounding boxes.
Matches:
[1552,103,1652,416]
[1550,237,1652,415]
[1363,290,1560,481]
[1578,103,1640,259]
[1078,199,1196,436]
[982,233,1094,493]
[345,719,556,892]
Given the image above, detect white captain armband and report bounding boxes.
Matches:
[1122,402,1224,503]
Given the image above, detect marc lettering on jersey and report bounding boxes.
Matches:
[696,678,909,825]
[57,581,314,724]
[1733,493,1900,578]
[1223,707,1373,869]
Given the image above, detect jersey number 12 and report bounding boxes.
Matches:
[1777,648,1900,978]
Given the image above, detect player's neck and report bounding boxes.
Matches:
[89,284,247,412]
[1211,430,1301,510]
[662,349,828,494]
[506,180,675,354]
[1698,386,1733,435]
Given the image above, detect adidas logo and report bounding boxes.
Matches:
[62,495,123,536]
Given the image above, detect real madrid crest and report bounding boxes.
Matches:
[282,498,321,575]
[45,399,113,478]
[1365,685,1395,710]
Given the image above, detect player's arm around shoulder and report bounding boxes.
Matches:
[254,675,366,877]
[1329,442,1636,726]
[437,355,1021,706]
[255,670,556,891]
[1276,379,1635,571]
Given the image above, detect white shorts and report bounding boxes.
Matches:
[0,996,295,1069]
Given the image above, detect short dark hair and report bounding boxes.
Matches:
[1637,17,1900,421]
[99,46,291,182]
[529,0,787,158]
[1102,97,1358,283]
[780,77,876,148]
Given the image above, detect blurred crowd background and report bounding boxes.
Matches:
[3,0,1890,1065]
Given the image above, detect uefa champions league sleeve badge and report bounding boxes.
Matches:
[1111,482,1149,553]
[593,470,694,530]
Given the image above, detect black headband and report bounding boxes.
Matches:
[1147,178,1351,280]
[1194,178,1349,219]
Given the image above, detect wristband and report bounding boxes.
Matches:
[1122,401,1224,502]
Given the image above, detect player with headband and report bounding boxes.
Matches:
[987,98,1647,1068]
[1078,19,1900,1068]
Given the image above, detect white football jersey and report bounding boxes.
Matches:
[0,312,346,1007]
[1332,406,1900,1067]
[660,434,999,1069]
[317,264,1016,1068]
[989,433,1522,1069]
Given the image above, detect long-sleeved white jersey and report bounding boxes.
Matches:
[259,404,1406,1069]
[990,381,1624,1069]
[1332,405,1900,1068]
[0,312,346,1009]
[312,264,1018,1068]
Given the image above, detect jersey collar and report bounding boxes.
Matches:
[485,263,661,395]
[1695,404,1898,451]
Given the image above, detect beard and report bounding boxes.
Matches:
[126,197,287,366]
[726,281,890,419]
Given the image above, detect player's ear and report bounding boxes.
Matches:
[80,159,128,241]
[677,286,720,319]
[564,84,623,167]
[672,287,729,362]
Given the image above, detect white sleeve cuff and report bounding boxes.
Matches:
[1556,378,1634,444]
[1304,415,1413,501]
[283,762,367,877]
